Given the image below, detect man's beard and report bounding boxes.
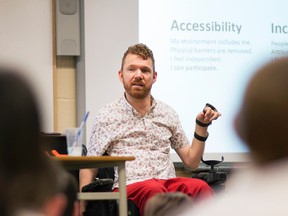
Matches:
[123,82,152,99]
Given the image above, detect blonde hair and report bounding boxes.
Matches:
[144,192,193,216]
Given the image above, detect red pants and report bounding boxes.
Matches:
[115,177,214,215]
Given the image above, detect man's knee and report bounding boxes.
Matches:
[144,180,167,196]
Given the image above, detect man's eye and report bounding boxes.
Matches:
[142,68,151,73]
[128,68,135,71]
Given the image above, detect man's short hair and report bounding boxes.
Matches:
[121,43,155,71]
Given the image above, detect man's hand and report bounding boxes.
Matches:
[197,104,221,125]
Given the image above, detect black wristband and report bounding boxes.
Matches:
[196,119,211,127]
[194,131,209,142]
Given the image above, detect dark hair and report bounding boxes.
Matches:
[121,43,155,71]
[0,67,56,215]
[0,68,46,177]
[60,170,78,216]
[0,67,78,215]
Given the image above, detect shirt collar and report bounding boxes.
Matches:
[121,93,156,115]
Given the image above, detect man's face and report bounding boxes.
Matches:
[119,53,157,99]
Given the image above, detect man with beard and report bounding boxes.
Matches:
[79,43,221,215]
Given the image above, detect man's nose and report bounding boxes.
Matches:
[134,69,143,78]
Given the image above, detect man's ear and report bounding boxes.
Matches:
[153,71,157,83]
[43,194,67,216]
[118,70,123,83]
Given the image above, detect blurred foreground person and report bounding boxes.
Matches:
[0,67,78,216]
[180,57,288,216]
[144,192,193,216]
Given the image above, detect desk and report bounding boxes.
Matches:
[53,156,135,216]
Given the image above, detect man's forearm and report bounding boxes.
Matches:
[79,168,98,191]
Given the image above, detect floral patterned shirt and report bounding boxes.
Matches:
[87,95,190,188]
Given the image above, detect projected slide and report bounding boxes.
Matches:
[139,0,288,160]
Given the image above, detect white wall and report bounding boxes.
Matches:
[0,0,54,132]
[84,0,138,144]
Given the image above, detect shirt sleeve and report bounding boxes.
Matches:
[157,101,190,150]
[87,110,111,156]
[170,113,190,150]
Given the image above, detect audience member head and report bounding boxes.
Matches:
[121,43,155,71]
[8,159,68,216]
[234,57,288,165]
[0,66,77,216]
[0,67,47,177]
[144,192,193,216]
[60,169,79,216]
